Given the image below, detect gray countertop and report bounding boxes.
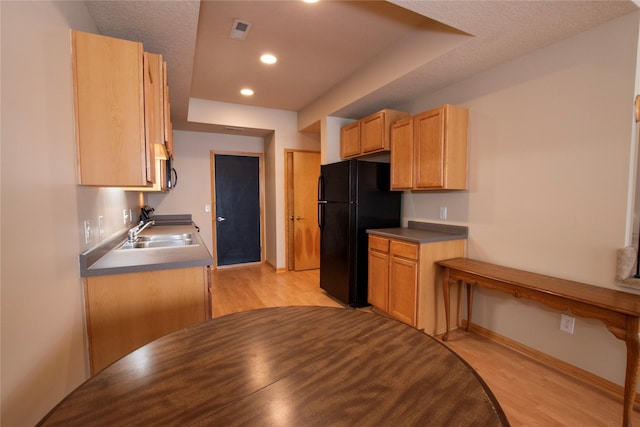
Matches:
[80,223,213,277]
[367,221,468,243]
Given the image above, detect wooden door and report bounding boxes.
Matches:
[414,107,445,189]
[213,154,262,267]
[286,151,320,271]
[390,117,414,190]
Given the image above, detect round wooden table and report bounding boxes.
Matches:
[39,306,509,426]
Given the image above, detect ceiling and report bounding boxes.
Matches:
[85,0,638,137]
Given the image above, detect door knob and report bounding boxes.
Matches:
[296,216,304,220]
[217,216,226,222]
[288,216,294,221]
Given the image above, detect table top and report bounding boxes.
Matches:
[438,257,640,316]
[39,306,508,426]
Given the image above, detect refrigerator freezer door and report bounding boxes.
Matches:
[319,160,353,203]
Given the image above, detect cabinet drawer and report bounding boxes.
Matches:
[390,240,418,260]
[369,235,389,252]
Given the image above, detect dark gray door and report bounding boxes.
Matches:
[214,154,261,266]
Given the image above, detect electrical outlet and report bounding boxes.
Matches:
[84,220,91,244]
[439,207,448,220]
[560,314,575,334]
[98,216,104,237]
[205,204,211,213]
[123,209,129,225]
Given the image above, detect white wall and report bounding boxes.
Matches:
[1,1,139,424]
[147,130,265,256]
[187,99,320,268]
[321,116,353,165]
[397,12,640,388]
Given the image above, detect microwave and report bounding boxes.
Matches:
[164,157,177,190]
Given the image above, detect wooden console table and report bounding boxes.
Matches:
[438,257,640,427]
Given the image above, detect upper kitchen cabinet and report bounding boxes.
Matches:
[144,52,165,160]
[72,30,153,187]
[391,104,468,191]
[124,53,172,193]
[162,61,174,158]
[340,109,409,159]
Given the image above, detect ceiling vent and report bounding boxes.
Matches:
[229,19,252,40]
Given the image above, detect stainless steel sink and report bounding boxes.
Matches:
[136,233,193,242]
[131,239,195,248]
[117,233,197,250]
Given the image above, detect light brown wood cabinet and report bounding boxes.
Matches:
[72,30,173,187]
[84,266,211,374]
[368,234,465,335]
[126,56,171,193]
[340,109,409,159]
[162,61,174,158]
[390,104,468,190]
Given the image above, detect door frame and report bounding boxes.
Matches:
[284,149,320,272]
[210,150,265,269]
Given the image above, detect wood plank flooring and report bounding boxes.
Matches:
[211,264,342,317]
[211,263,640,426]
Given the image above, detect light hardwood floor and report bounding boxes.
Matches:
[211,263,640,426]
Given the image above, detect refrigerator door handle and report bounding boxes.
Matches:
[317,176,324,201]
[318,203,324,229]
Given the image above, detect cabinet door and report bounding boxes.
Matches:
[72,30,147,186]
[85,266,208,374]
[388,240,419,326]
[360,112,385,153]
[368,236,390,311]
[162,61,174,157]
[340,122,360,159]
[390,117,413,190]
[414,107,445,189]
[143,52,164,184]
[388,255,418,326]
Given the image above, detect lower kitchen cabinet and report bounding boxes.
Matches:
[368,234,465,335]
[84,266,211,374]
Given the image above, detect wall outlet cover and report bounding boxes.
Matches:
[84,220,91,244]
[560,314,575,334]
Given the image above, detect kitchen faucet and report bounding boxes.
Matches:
[128,220,155,242]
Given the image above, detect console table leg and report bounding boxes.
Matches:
[623,317,640,427]
[466,282,473,333]
[442,268,451,341]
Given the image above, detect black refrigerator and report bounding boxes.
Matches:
[318,160,401,307]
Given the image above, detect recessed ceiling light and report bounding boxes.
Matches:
[240,88,254,96]
[260,53,277,65]
[303,0,318,3]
